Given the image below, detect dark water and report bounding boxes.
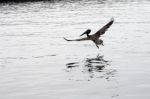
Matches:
[0,0,150,99]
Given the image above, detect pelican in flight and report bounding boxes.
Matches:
[64,18,114,48]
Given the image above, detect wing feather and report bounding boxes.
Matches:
[64,37,90,41]
[95,18,114,37]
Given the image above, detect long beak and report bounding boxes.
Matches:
[80,32,86,36]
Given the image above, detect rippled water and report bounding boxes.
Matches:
[0,0,150,99]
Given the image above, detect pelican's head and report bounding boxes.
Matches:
[80,29,91,37]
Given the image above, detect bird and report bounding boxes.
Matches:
[64,18,114,48]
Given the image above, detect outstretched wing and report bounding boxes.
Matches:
[64,37,90,41]
[94,18,114,37]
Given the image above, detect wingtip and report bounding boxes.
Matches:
[63,37,68,41]
[111,17,114,21]
[63,37,71,41]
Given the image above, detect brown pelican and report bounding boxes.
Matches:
[64,18,114,48]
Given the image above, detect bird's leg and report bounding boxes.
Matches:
[101,42,104,46]
[95,44,99,49]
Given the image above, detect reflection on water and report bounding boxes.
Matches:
[85,55,109,72]
[66,54,116,81]
[66,62,79,68]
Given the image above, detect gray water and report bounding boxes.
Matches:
[0,0,150,99]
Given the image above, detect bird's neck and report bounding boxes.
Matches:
[86,33,90,38]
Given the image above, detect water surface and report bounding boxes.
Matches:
[0,0,150,99]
